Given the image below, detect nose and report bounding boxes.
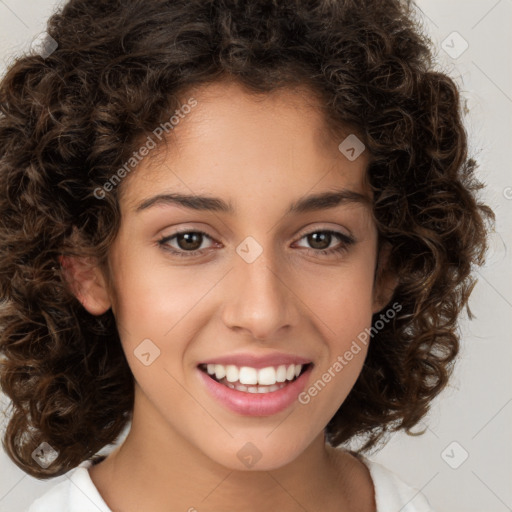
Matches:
[221,245,299,341]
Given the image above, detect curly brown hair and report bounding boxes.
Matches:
[0,0,494,479]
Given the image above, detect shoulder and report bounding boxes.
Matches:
[357,454,436,512]
[26,459,111,512]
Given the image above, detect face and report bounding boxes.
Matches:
[70,80,394,471]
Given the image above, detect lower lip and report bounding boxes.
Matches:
[198,365,312,417]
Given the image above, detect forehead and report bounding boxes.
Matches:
[119,80,371,213]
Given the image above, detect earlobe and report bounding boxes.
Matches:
[59,254,112,315]
[372,242,399,313]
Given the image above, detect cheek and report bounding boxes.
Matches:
[302,257,376,342]
[297,252,375,410]
[110,244,207,334]
[298,268,374,417]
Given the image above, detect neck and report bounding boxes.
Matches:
[89,387,359,512]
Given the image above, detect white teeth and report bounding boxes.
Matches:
[214,364,226,380]
[203,362,305,387]
[258,367,277,386]
[225,365,239,383]
[225,381,289,393]
[276,365,287,382]
[239,366,258,385]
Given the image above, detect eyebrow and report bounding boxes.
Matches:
[134,188,371,215]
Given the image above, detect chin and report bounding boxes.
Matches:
[201,433,313,472]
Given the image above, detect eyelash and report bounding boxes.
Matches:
[157,229,356,259]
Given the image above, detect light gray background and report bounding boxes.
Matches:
[0,1,511,511]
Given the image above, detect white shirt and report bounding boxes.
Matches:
[26,456,435,512]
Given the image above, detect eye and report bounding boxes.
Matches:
[157,230,216,257]
[157,228,356,259]
[294,230,355,256]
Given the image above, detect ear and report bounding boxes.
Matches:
[59,254,112,315]
[372,241,399,314]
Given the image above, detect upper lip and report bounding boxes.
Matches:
[198,352,313,369]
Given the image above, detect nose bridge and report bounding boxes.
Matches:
[221,237,297,339]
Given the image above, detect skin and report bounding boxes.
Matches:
[63,79,397,512]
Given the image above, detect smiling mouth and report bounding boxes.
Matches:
[198,363,312,394]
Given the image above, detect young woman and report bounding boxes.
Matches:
[0,0,493,510]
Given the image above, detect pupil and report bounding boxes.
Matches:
[178,232,202,250]
[309,232,330,249]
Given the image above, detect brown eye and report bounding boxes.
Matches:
[295,230,355,257]
[306,232,332,250]
[157,230,215,257]
[175,232,204,251]
[157,228,355,259]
